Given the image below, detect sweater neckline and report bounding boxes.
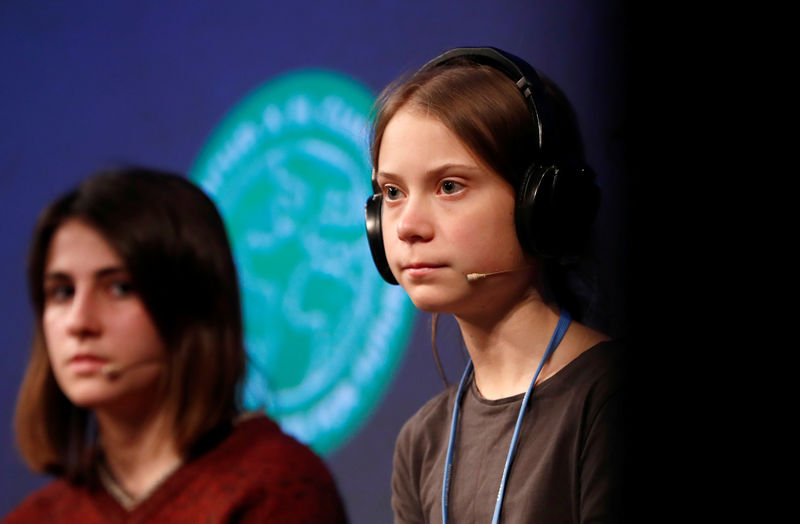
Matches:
[97,456,184,510]
[94,412,264,514]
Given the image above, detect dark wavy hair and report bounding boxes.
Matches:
[14,166,246,481]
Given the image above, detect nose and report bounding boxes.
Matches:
[65,289,102,339]
[394,195,434,244]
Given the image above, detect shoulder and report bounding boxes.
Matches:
[561,341,627,442]
[396,384,457,453]
[392,386,456,523]
[541,340,626,424]
[393,383,459,479]
[557,339,625,389]
[217,412,335,481]
[578,339,625,371]
[167,412,347,522]
[2,479,84,523]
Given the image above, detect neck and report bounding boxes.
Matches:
[95,406,182,500]
[455,290,562,400]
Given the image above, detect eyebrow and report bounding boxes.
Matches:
[376,162,483,181]
[44,266,129,281]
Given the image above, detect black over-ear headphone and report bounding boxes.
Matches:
[365,46,600,285]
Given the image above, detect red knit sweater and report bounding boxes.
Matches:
[2,415,347,523]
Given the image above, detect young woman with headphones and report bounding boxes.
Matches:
[366,47,625,523]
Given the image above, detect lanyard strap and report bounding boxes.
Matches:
[441,308,572,524]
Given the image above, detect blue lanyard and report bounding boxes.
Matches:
[441,308,571,524]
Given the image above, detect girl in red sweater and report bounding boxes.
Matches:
[4,167,347,523]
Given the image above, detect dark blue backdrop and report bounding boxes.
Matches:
[0,2,628,522]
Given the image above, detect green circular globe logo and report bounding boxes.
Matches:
[190,70,415,455]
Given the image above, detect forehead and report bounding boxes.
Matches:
[378,108,484,173]
[45,219,123,273]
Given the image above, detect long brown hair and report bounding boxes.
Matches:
[15,166,246,481]
[371,54,600,384]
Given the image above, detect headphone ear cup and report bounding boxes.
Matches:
[515,164,557,256]
[364,194,399,285]
[550,166,600,258]
[515,164,600,258]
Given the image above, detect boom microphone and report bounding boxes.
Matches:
[102,358,163,379]
[465,266,532,282]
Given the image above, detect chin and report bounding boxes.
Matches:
[405,288,465,315]
[59,382,133,411]
[54,380,103,408]
[410,301,444,313]
[63,391,115,410]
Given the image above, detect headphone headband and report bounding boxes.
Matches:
[417,46,549,154]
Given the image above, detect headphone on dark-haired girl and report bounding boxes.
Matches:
[365,46,600,285]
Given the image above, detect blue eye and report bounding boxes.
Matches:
[384,185,405,201]
[440,180,464,195]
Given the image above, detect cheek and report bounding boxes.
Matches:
[110,302,167,357]
[42,316,70,389]
[129,311,166,357]
[41,311,62,358]
[446,219,482,252]
[381,212,401,262]
[451,204,521,259]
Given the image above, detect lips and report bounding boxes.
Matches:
[402,262,446,278]
[67,354,109,375]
